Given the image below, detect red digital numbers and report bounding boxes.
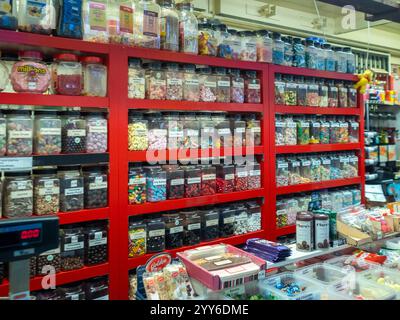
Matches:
[20,229,40,240]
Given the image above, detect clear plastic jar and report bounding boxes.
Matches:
[6,110,33,156]
[244,70,261,103]
[338,117,349,143]
[227,29,241,60]
[83,165,108,209]
[198,22,217,56]
[60,226,85,271]
[328,80,339,107]
[147,112,167,150]
[329,118,340,144]
[53,53,82,96]
[320,117,330,144]
[330,154,341,180]
[274,73,285,105]
[300,157,311,184]
[198,67,217,102]
[57,0,83,39]
[335,47,347,73]
[11,51,51,94]
[306,78,319,107]
[277,200,289,228]
[310,116,320,144]
[247,162,261,189]
[81,56,107,97]
[128,164,146,204]
[256,30,272,63]
[293,38,306,68]
[85,112,107,153]
[163,213,183,249]
[339,154,351,178]
[245,114,261,146]
[0,0,18,30]
[146,218,165,253]
[246,201,261,232]
[164,164,184,199]
[219,207,235,237]
[320,156,331,181]
[215,115,232,148]
[200,208,219,241]
[181,211,201,246]
[233,205,248,235]
[276,157,289,187]
[343,47,356,74]
[144,166,166,202]
[184,165,201,198]
[284,116,297,145]
[319,80,329,107]
[288,157,301,185]
[58,166,84,212]
[338,81,348,108]
[201,164,216,196]
[199,113,214,149]
[37,245,61,275]
[349,154,359,178]
[305,39,317,69]
[217,24,233,59]
[133,0,161,49]
[145,61,166,100]
[239,31,257,62]
[231,114,246,147]
[230,68,244,103]
[58,283,86,300]
[165,111,183,149]
[61,111,86,154]
[275,115,285,146]
[182,112,199,149]
[84,223,108,265]
[310,156,321,182]
[272,32,284,65]
[283,36,293,67]
[235,164,248,191]
[176,1,198,54]
[285,75,297,106]
[348,117,359,143]
[3,171,33,218]
[108,0,135,45]
[182,64,199,101]
[128,220,146,257]
[85,277,109,300]
[315,42,325,71]
[297,117,310,145]
[158,0,179,51]
[214,67,231,103]
[33,168,60,215]
[0,112,6,155]
[164,62,183,100]
[128,58,145,99]
[348,83,357,108]
[82,0,108,43]
[18,0,56,34]
[128,111,148,151]
[323,43,335,72]
[216,164,235,193]
[297,76,308,106]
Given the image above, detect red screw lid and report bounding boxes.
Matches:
[54,53,78,62]
[18,50,43,60]
[80,56,103,64]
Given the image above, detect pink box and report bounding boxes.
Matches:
[177,244,267,291]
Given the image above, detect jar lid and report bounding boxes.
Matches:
[196,67,211,74]
[229,68,241,77]
[35,110,59,116]
[182,64,196,72]
[256,30,269,37]
[293,37,302,44]
[1,52,18,60]
[322,43,331,49]
[146,61,162,69]
[128,58,142,67]
[33,168,57,175]
[4,110,31,116]
[82,165,108,172]
[163,62,179,70]
[128,110,144,118]
[314,42,321,48]
[334,47,342,51]
[19,50,43,60]
[58,165,81,171]
[81,111,107,117]
[59,111,81,116]
[245,70,257,77]
[54,53,78,62]
[81,56,103,64]
[306,39,314,46]
[219,24,227,32]
[272,32,281,39]
[4,171,31,177]
[213,67,226,75]
[343,47,352,52]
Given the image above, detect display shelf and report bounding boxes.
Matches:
[128,189,264,216]
[270,64,358,81]
[128,99,263,113]
[275,225,296,237]
[0,93,109,108]
[57,208,109,225]
[276,177,362,195]
[275,105,361,115]
[276,143,361,154]
[0,263,109,297]
[128,146,264,162]
[266,243,351,270]
[127,230,266,269]
[32,153,110,166]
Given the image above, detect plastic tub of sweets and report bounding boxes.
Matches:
[324,255,381,273]
[258,272,321,300]
[360,268,400,299]
[294,263,354,300]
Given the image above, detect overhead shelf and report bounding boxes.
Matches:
[275,106,361,115]
[276,143,361,154]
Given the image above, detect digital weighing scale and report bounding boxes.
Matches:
[0,216,59,300]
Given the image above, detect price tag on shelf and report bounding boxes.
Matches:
[0,157,33,171]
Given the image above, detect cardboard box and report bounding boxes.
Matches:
[388,145,397,162]
[336,220,372,246]
[379,145,388,163]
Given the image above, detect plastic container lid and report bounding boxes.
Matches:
[227,29,238,35]
[58,165,81,172]
[33,168,58,175]
[324,255,381,273]
[257,30,269,37]
[34,110,59,116]
[1,52,18,60]
[294,263,352,287]
[229,68,241,77]
[4,110,31,116]
[128,58,142,67]
[272,32,281,40]
[245,70,257,77]
[197,67,212,74]
[163,62,179,70]
[81,56,103,64]
[19,50,43,60]
[213,67,226,75]
[182,64,196,72]
[293,37,302,44]
[59,111,81,117]
[4,171,31,177]
[305,39,314,46]
[54,53,79,62]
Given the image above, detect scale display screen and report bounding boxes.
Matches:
[0,223,42,248]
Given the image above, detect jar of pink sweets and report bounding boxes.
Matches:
[11,51,51,94]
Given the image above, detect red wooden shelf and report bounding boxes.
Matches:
[0,263,109,297]
[57,208,109,225]
[276,177,362,195]
[128,189,264,216]
[128,146,264,162]
[128,99,264,113]
[0,29,110,54]
[275,105,361,115]
[127,230,266,269]
[0,93,109,108]
[275,225,296,237]
[276,143,361,154]
[270,65,358,81]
